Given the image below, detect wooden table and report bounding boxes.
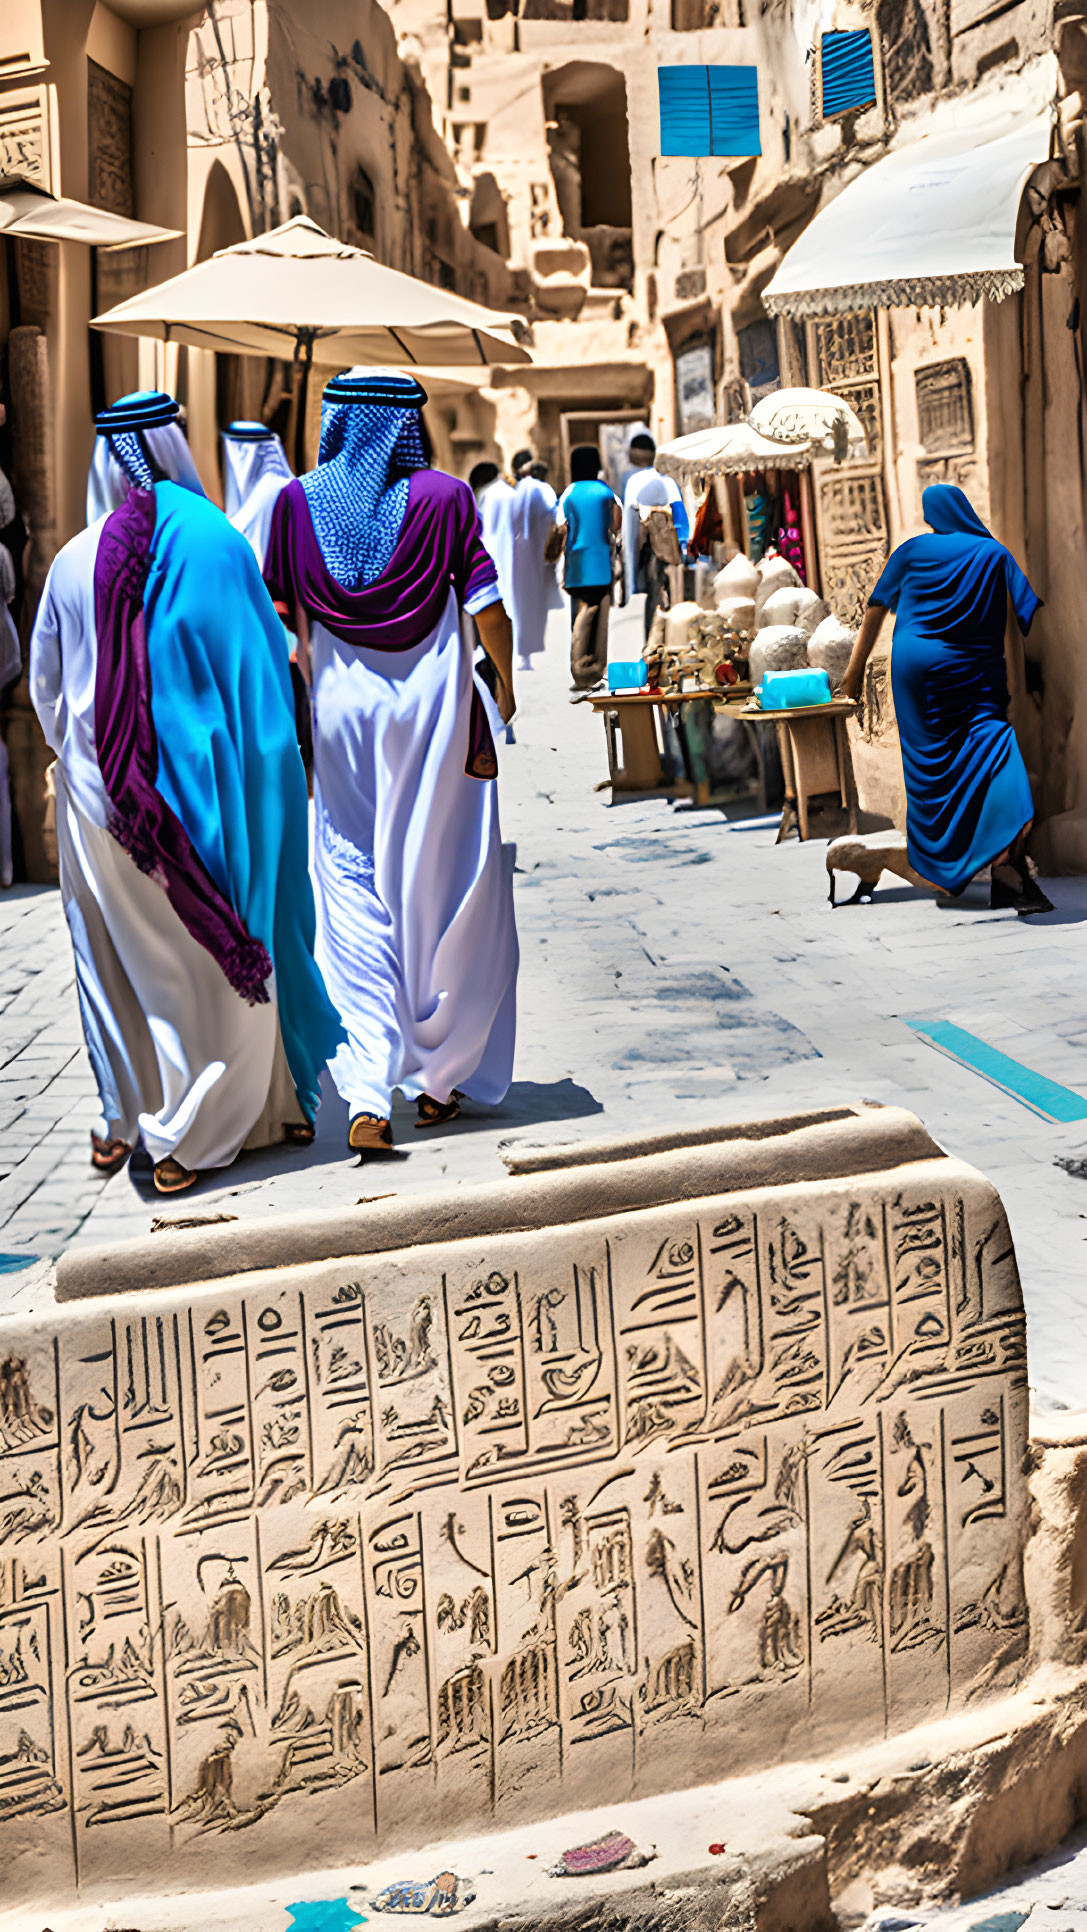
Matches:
[587,689,758,810]
[741,699,859,841]
[588,690,858,835]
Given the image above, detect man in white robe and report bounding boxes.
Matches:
[31,390,340,1194]
[471,460,515,606]
[222,420,293,565]
[505,449,559,670]
[263,369,518,1155]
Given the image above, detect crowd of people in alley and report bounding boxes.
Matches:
[13,369,1052,1200]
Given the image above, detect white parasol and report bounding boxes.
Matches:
[654,422,814,483]
[747,388,867,461]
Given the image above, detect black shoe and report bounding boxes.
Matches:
[990,859,1054,916]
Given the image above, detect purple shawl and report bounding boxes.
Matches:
[264,470,501,780]
[93,487,273,1003]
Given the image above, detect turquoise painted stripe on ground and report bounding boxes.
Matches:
[905,1019,1087,1123]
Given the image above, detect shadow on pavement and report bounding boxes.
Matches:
[119,1075,604,1202]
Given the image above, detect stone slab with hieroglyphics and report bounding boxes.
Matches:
[0,1108,1028,1903]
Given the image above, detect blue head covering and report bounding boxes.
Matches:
[922,484,993,542]
[873,481,1039,640]
[301,368,429,589]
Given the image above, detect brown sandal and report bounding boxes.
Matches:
[153,1157,198,1195]
[348,1114,393,1154]
[90,1134,132,1177]
[283,1122,316,1145]
[415,1092,462,1130]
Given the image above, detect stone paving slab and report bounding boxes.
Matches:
[2,603,1087,1417]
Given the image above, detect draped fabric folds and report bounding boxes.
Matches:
[263,448,516,1122]
[97,479,343,1118]
[265,472,501,779]
[871,484,1039,895]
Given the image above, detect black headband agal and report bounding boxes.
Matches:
[225,421,275,442]
[95,391,180,436]
[323,373,429,410]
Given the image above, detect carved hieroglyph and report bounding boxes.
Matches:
[0,1130,1028,1901]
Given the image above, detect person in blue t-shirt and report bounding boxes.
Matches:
[557,444,621,690]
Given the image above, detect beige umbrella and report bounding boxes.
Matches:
[748,388,867,461]
[92,216,531,464]
[0,172,179,249]
[92,215,530,366]
[654,422,814,484]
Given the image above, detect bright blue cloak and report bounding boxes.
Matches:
[142,481,343,1117]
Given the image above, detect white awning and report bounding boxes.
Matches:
[763,100,1054,319]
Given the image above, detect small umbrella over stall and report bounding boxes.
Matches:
[747,387,868,461]
[654,422,815,484]
[91,215,532,464]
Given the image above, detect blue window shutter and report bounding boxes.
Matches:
[658,66,760,157]
[658,67,712,156]
[820,30,876,117]
[707,66,761,156]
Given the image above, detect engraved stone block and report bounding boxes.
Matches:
[3,1108,1029,1903]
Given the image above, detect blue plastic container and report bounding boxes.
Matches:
[758,667,833,711]
[607,659,649,692]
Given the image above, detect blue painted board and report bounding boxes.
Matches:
[905,1019,1087,1123]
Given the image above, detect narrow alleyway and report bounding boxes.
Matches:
[3,604,1087,1415]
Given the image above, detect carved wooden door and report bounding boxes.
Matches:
[806,311,890,624]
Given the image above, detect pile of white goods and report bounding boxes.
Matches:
[713,548,856,693]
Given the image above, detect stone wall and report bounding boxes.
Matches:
[1,1110,1028,1904]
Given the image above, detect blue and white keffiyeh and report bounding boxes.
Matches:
[87,391,205,524]
[300,368,429,589]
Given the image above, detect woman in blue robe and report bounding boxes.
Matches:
[840,484,1051,915]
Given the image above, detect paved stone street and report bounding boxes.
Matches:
[3,602,1087,1416]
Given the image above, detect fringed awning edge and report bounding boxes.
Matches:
[656,448,815,482]
[763,264,1025,318]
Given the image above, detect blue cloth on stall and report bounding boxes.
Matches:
[301,374,429,589]
[870,483,1039,895]
[142,481,343,1114]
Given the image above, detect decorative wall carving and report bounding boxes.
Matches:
[818,470,890,624]
[915,360,974,455]
[0,98,44,181]
[810,311,889,621]
[0,1141,1028,1901]
[87,61,134,217]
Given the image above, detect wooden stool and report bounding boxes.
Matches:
[601,701,666,793]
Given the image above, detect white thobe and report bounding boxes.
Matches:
[30,522,303,1168]
[311,583,517,1121]
[506,478,557,664]
[478,478,515,606]
[231,472,292,570]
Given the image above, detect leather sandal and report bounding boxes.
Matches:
[283,1121,316,1145]
[90,1133,132,1177]
[348,1113,393,1154]
[153,1157,198,1195]
[415,1092,463,1130]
